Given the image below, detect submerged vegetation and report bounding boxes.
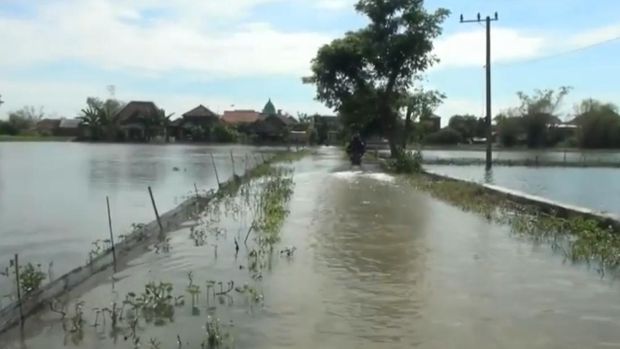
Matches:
[1,150,304,347]
[409,174,620,276]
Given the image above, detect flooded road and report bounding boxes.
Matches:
[3,148,620,348]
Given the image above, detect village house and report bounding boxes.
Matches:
[56,118,83,138]
[35,118,61,136]
[169,104,220,141]
[116,101,163,142]
[251,99,297,142]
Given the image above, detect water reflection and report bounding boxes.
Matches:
[484,168,494,184]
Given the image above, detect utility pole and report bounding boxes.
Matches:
[460,12,498,170]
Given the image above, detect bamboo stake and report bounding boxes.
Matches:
[14,254,24,327]
[210,153,221,187]
[106,196,117,270]
[148,187,164,235]
[230,151,236,176]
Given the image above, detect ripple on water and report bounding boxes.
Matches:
[331,170,396,184]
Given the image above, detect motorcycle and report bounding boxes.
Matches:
[350,152,363,166]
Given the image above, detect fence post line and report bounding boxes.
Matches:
[14,253,24,327]
[230,151,236,176]
[210,153,221,187]
[148,187,164,235]
[106,196,117,270]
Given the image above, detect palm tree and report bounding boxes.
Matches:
[142,109,174,142]
[79,105,102,140]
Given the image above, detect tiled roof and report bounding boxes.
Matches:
[222,110,261,124]
[183,105,218,118]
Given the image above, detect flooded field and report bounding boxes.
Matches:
[3,148,620,348]
[0,143,282,287]
[426,165,620,215]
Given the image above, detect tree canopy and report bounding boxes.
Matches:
[306,0,449,157]
[448,114,485,141]
[573,99,620,148]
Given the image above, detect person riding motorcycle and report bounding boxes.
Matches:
[346,133,366,164]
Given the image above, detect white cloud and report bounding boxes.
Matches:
[315,0,355,10]
[434,27,546,69]
[0,0,334,78]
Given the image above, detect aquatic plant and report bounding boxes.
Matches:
[408,173,620,276]
[18,262,46,295]
[201,316,233,349]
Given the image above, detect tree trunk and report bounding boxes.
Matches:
[402,106,413,150]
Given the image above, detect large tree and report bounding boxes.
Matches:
[8,106,44,131]
[306,0,449,157]
[517,86,571,148]
[573,99,620,148]
[402,89,445,147]
[448,114,485,141]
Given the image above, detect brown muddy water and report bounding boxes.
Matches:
[0,143,283,300]
[2,148,620,348]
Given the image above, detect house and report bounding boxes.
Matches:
[252,114,289,142]
[251,99,294,142]
[171,105,220,141]
[289,131,308,144]
[116,101,163,141]
[222,110,262,125]
[36,119,61,136]
[56,118,83,138]
[419,114,441,133]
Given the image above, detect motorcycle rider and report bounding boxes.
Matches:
[346,132,366,160]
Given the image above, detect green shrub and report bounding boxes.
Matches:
[388,150,422,173]
[0,120,19,135]
[423,127,462,145]
[213,124,239,143]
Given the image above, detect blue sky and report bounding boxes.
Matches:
[1,0,620,124]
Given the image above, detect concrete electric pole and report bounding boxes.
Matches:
[460,12,498,171]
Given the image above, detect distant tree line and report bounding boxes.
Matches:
[0,105,45,136]
[495,87,620,149]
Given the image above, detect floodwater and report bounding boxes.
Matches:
[0,143,281,288]
[422,148,620,163]
[426,165,620,215]
[3,148,620,348]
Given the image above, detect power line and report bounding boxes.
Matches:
[497,34,620,67]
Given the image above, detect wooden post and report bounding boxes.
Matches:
[148,187,164,234]
[106,196,117,270]
[210,153,221,187]
[194,183,200,198]
[14,254,24,327]
[230,151,236,176]
[563,150,567,163]
[245,153,249,172]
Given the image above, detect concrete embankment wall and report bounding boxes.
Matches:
[0,159,271,333]
[422,169,620,230]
